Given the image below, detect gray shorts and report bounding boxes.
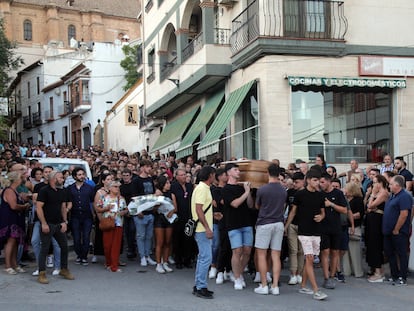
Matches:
[254,222,284,251]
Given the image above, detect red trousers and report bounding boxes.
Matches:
[102,226,123,272]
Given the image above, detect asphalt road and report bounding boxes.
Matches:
[0,251,412,311]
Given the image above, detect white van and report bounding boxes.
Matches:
[32,158,93,181]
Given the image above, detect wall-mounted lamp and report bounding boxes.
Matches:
[167,78,179,87]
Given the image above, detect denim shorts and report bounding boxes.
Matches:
[228,226,253,249]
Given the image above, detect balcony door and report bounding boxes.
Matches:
[283,0,331,39]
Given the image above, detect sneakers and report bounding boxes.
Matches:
[254,284,269,295]
[288,275,298,285]
[224,271,232,281]
[270,286,280,295]
[75,257,81,265]
[209,267,217,279]
[335,271,345,283]
[216,272,224,284]
[299,287,314,295]
[32,269,39,276]
[228,271,235,282]
[52,269,60,276]
[146,256,157,266]
[313,290,328,300]
[156,263,166,274]
[168,256,175,265]
[194,288,213,299]
[296,275,302,284]
[322,278,336,289]
[140,257,148,267]
[266,272,272,283]
[91,255,97,263]
[4,268,17,275]
[81,259,89,266]
[162,262,173,273]
[394,277,407,286]
[15,266,26,273]
[240,275,246,288]
[46,255,54,268]
[368,274,384,283]
[234,278,244,290]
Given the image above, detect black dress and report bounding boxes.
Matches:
[365,202,385,269]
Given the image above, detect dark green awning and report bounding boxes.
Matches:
[197,80,255,158]
[175,91,224,159]
[150,107,198,154]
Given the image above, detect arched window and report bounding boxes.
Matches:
[23,20,32,41]
[68,25,76,45]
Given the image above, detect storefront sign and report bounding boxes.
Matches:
[359,56,414,77]
[288,76,406,88]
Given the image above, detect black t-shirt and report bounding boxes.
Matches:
[286,188,298,225]
[222,184,252,231]
[321,188,348,234]
[120,181,139,204]
[293,188,324,236]
[211,185,225,226]
[37,185,70,224]
[135,176,155,195]
[170,181,193,221]
[349,196,365,228]
[33,181,48,222]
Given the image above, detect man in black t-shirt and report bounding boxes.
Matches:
[222,163,254,291]
[319,174,348,290]
[285,171,327,300]
[36,171,74,284]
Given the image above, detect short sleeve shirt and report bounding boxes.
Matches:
[191,181,213,233]
[383,189,413,235]
[293,188,324,236]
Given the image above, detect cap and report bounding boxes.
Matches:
[224,163,239,172]
[109,180,121,188]
[292,172,305,180]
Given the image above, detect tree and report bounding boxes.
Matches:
[120,43,142,91]
[0,18,23,97]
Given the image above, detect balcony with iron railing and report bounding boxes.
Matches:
[32,111,42,126]
[23,116,32,129]
[73,93,92,114]
[230,0,348,66]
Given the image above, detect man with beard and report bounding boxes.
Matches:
[66,167,95,265]
[36,171,74,284]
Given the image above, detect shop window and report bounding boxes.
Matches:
[23,20,32,41]
[291,89,392,163]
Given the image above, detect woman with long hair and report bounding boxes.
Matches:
[366,175,389,282]
[154,175,176,273]
[0,171,31,274]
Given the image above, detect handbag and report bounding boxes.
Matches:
[184,204,211,237]
[99,216,115,231]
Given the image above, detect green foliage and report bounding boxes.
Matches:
[0,18,23,96]
[120,44,142,91]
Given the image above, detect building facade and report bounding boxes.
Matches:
[139,0,414,166]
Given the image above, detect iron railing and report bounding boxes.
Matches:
[182,32,204,63]
[32,111,42,125]
[160,56,177,81]
[230,0,347,54]
[23,116,32,129]
[214,28,231,45]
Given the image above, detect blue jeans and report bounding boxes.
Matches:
[194,232,212,290]
[134,215,154,258]
[71,216,93,260]
[31,221,61,269]
[212,224,220,265]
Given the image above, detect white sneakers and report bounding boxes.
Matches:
[234,278,244,290]
[32,269,39,276]
[208,267,217,279]
[254,271,272,283]
[254,284,280,295]
[46,255,54,268]
[216,272,224,284]
[52,269,60,276]
[288,275,298,285]
[167,256,175,265]
[140,257,148,266]
[162,262,173,273]
[156,263,165,274]
[254,284,269,294]
[146,256,157,266]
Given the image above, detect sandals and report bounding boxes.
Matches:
[4,268,17,275]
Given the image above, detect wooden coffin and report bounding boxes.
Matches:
[222,160,271,188]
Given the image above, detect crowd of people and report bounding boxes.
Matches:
[0,141,413,301]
